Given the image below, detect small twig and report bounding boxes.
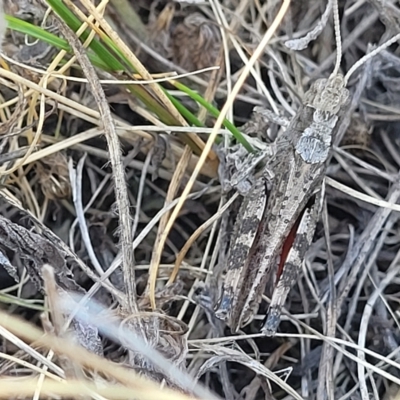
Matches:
[53,15,137,313]
[147,146,192,308]
[168,192,239,284]
[285,0,333,51]
[131,146,153,242]
[69,185,215,317]
[357,248,400,400]
[69,155,105,277]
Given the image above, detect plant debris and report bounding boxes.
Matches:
[0,0,400,399]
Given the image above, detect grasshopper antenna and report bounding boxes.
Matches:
[329,0,342,78]
[344,32,400,85]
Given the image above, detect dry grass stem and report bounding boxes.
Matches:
[1,0,400,399]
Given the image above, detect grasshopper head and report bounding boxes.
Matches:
[304,74,349,115]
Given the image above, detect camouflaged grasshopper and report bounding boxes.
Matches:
[215,73,349,335]
[213,0,400,336]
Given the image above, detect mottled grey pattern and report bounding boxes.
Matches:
[215,75,349,334]
[214,180,267,321]
[296,76,349,163]
[262,202,320,336]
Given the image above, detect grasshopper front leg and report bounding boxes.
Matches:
[262,189,323,336]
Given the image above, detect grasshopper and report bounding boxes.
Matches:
[213,1,399,336]
[215,74,349,335]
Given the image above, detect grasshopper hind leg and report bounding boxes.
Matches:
[214,179,268,330]
[262,196,320,336]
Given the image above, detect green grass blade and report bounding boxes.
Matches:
[7,4,222,154]
[172,81,254,153]
[0,292,46,311]
[5,15,110,70]
[46,0,123,71]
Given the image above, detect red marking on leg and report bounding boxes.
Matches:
[276,211,303,284]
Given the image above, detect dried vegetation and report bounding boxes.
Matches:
[0,0,400,399]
